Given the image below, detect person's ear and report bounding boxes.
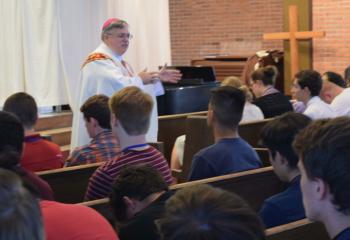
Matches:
[111,114,118,127]
[314,178,329,201]
[123,196,136,210]
[276,151,288,166]
[90,117,98,128]
[207,104,215,127]
[304,86,311,96]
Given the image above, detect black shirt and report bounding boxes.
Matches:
[118,191,173,240]
[253,92,293,118]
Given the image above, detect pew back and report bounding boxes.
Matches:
[38,162,102,203]
[83,166,285,223]
[38,142,165,203]
[266,219,330,240]
[158,111,207,161]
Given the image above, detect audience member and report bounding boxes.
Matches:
[3,92,63,171]
[321,71,350,117]
[85,87,173,200]
[291,70,334,119]
[259,112,311,228]
[0,168,44,240]
[170,76,264,170]
[0,111,53,200]
[222,76,264,122]
[188,86,261,181]
[293,117,350,240]
[110,165,171,240]
[157,184,265,240]
[41,200,118,240]
[251,65,293,118]
[66,95,120,166]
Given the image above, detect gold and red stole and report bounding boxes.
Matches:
[81,53,113,69]
[81,52,133,77]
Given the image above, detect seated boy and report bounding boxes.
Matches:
[188,86,261,181]
[66,95,120,166]
[157,184,265,240]
[259,112,311,227]
[293,117,350,240]
[3,92,63,171]
[85,87,173,200]
[110,165,171,240]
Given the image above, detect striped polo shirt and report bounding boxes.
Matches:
[85,145,173,201]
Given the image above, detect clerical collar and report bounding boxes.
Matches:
[100,42,123,61]
[114,53,123,62]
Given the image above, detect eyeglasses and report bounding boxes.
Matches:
[108,33,133,40]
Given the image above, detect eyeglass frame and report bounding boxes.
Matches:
[107,33,133,40]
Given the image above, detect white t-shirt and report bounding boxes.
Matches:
[242,102,264,122]
[331,88,350,117]
[304,96,335,120]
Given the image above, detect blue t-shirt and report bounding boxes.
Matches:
[188,138,262,181]
[334,227,350,240]
[259,175,305,228]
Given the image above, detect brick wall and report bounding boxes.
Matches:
[313,0,350,77]
[170,1,350,78]
[169,0,283,65]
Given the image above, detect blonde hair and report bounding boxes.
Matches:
[221,76,253,102]
[109,86,153,135]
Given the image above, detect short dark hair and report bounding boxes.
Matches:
[294,70,322,97]
[261,112,311,169]
[110,165,168,222]
[293,117,350,215]
[323,71,346,88]
[80,94,111,129]
[0,111,24,159]
[210,86,245,129]
[3,92,37,129]
[157,184,265,240]
[0,168,44,240]
[251,65,278,86]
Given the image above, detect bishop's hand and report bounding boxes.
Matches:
[138,68,159,84]
[158,64,182,83]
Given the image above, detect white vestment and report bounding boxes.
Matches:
[70,43,164,151]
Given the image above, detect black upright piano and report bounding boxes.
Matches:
[157,66,220,115]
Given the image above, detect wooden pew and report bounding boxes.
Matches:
[255,147,270,167]
[37,142,165,203]
[177,116,272,182]
[83,166,285,222]
[82,168,331,240]
[35,111,206,163]
[38,162,102,203]
[266,219,330,240]
[158,111,207,161]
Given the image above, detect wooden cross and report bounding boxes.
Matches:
[263,5,325,78]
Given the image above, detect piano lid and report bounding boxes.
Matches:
[164,66,216,85]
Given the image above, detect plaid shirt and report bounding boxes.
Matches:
[66,130,120,166]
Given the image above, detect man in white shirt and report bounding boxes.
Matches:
[71,18,181,150]
[320,71,350,117]
[291,70,334,120]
